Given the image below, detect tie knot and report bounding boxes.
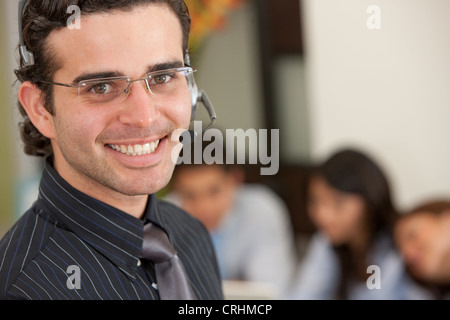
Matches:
[139,221,197,299]
[141,222,177,263]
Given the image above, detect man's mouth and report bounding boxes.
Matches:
[107,139,160,156]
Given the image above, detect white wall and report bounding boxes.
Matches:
[301,0,450,210]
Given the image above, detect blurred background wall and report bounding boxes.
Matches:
[1,0,449,236]
[0,0,15,236]
[193,0,450,216]
[302,0,450,210]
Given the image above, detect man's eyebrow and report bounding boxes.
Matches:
[146,61,185,73]
[72,72,124,84]
[71,61,186,84]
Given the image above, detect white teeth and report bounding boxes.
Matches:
[142,143,151,154]
[135,144,143,156]
[109,140,160,156]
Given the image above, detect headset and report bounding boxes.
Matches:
[18,0,216,144]
[183,50,217,144]
[18,0,34,66]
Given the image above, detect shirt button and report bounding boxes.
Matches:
[137,259,142,267]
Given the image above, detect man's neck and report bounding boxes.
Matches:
[76,184,150,220]
[51,159,149,219]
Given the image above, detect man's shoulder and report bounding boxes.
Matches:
[0,208,40,253]
[0,208,54,299]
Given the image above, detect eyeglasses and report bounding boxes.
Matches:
[38,67,196,106]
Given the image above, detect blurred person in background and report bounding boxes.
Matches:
[165,138,298,299]
[287,148,421,299]
[395,200,450,299]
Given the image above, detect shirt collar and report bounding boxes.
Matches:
[36,158,159,280]
[142,192,172,241]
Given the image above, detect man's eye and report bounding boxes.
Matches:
[151,73,174,85]
[90,82,113,94]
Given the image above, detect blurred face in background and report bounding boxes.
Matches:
[307,176,368,247]
[172,165,238,231]
[395,211,450,284]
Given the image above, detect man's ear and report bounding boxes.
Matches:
[18,81,56,139]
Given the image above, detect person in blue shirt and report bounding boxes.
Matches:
[166,140,298,299]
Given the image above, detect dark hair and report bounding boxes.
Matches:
[15,0,191,157]
[310,148,399,299]
[407,200,450,216]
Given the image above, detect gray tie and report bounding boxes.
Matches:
[141,222,197,300]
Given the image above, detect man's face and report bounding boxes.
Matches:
[43,5,191,206]
[395,212,450,283]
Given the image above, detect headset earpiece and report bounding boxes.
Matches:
[18,0,34,66]
[185,51,199,121]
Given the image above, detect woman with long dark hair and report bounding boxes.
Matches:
[287,148,425,299]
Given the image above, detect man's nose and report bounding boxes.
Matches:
[118,80,160,127]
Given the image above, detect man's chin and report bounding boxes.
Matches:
[114,181,170,197]
[118,173,174,196]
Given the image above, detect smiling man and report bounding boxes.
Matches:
[0,0,223,300]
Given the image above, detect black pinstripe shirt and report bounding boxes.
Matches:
[0,159,223,300]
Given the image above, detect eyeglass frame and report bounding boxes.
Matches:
[36,66,197,103]
[34,65,217,137]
